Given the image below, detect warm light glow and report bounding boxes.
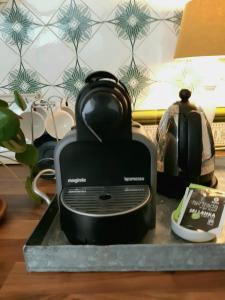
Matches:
[136,0,225,113]
[152,60,202,91]
[137,58,225,111]
[214,82,225,107]
[191,86,217,123]
[149,0,190,10]
[138,82,179,110]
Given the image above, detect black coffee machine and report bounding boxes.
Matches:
[54,71,157,245]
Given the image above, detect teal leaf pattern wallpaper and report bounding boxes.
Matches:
[0,1,34,49]
[0,0,183,109]
[113,1,153,44]
[58,64,89,98]
[5,63,44,93]
[118,60,151,108]
[52,1,93,46]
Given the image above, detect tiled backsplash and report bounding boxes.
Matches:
[0,0,186,109]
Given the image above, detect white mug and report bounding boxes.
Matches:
[34,106,48,120]
[45,107,74,140]
[60,98,75,122]
[20,110,45,141]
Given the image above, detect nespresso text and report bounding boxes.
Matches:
[124,177,145,182]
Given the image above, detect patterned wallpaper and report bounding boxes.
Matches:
[0,0,184,109]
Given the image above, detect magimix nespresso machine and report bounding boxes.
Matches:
[53,71,157,245]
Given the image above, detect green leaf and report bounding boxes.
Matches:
[0,129,27,153]
[16,128,26,144]
[25,176,43,204]
[0,107,20,141]
[14,91,27,111]
[1,140,24,153]
[15,144,38,167]
[0,99,8,108]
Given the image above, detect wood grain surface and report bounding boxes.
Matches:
[0,198,7,221]
[0,165,225,300]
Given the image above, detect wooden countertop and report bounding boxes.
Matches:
[0,165,225,299]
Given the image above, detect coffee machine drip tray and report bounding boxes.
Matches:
[60,185,150,217]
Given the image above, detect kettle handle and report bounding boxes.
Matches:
[187,111,203,180]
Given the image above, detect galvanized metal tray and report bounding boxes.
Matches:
[23,157,225,272]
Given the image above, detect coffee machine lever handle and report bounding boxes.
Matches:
[85,71,118,83]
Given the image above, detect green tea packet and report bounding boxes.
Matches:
[176,184,225,237]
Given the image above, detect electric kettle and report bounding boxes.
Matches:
[156,89,217,198]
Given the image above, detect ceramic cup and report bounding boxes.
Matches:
[20,110,45,141]
[45,107,74,140]
[34,106,48,120]
[60,98,75,122]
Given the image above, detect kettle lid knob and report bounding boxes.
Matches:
[179,89,191,103]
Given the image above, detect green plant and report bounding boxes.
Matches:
[0,91,42,203]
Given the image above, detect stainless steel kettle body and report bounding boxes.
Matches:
[156,89,217,198]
